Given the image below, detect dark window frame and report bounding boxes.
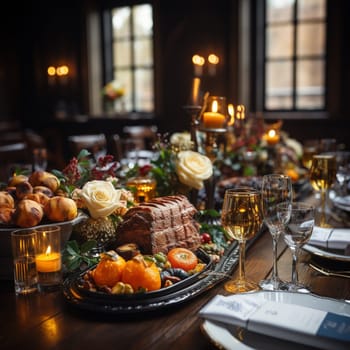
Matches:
[252,0,337,121]
[101,1,156,115]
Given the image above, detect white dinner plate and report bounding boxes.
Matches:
[200,291,350,350]
[332,195,350,212]
[302,243,350,262]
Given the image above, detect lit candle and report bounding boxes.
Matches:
[227,104,235,126]
[265,129,280,146]
[36,246,61,273]
[203,100,226,129]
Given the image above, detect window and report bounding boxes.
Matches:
[106,3,154,113]
[264,0,327,111]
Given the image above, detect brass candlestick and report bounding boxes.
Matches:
[199,96,229,210]
[183,105,202,152]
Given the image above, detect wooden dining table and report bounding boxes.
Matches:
[0,196,349,350]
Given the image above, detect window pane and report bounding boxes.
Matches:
[135,69,153,112]
[298,0,326,20]
[266,0,295,23]
[134,38,153,66]
[265,61,293,109]
[115,69,132,112]
[133,4,153,37]
[113,41,131,68]
[266,25,294,58]
[297,23,325,56]
[112,7,131,39]
[296,59,325,109]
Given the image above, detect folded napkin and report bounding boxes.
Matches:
[308,226,350,250]
[199,294,350,349]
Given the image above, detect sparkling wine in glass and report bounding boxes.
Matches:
[221,188,263,293]
[259,174,293,291]
[277,202,315,293]
[309,154,336,227]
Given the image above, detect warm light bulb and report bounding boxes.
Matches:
[192,54,205,66]
[208,54,219,65]
[47,66,56,76]
[56,65,69,76]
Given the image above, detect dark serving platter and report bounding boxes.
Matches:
[62,242,241,315]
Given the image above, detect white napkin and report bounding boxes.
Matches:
[308,226,350,250]
[199,294,350,349]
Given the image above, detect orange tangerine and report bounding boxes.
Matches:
[121,254,161,292]
[92,251,126,287]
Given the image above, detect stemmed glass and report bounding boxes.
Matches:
[259,174,293,291]
[221,188,263,293]
[309,154,337,227]
[277,202,315,293]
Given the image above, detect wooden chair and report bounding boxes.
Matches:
[68,134,107,161]
[122,125,158,150]
[0,142,31,182]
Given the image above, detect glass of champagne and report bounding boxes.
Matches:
[259,174,293,291]
[277,202,315,293]
[221,188,263,293]
[309,154,336,227]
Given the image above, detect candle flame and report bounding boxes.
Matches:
[228,104,235,125]
[45,245,51,255]
[236,105,245,120]
[211,100,218,113]
[268,129,276,137]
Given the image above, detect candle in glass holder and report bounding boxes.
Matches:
[265,129,280,145]
[36,246,61,273]
[35,225,62,290]
[202,100,226,129]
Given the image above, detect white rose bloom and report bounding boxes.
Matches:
[175,150,213,190]
[80,180,122,219]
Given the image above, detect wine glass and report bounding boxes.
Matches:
[259,174,293,291]
[277,202,315,293]
[221,188,263,293]
[309,154,337,227]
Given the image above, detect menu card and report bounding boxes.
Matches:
[308,227,350,250]
[199,294,350,349]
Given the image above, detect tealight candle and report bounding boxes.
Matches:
[35,225,62,290]
[36,246,61,273]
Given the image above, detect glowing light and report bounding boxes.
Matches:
[208,54,219,65]
[47,66,56,76]
[192,55,205,66]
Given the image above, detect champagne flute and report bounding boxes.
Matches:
[221,188,263,293]
[277,202,315,293]
[259,174,293,291]
[309,154,336,227]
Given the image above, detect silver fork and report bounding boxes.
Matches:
[309,263,350,279]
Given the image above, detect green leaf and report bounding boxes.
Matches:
[65,240,80,253]
[77,149,91,160]
[80,240,97,254]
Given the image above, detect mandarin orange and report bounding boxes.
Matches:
[121,254,161,292]
[92,251,126,287]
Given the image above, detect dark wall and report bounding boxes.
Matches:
[0,0,349,149]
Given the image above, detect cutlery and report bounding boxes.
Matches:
[309,263,350,279]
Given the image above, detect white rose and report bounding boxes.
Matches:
[175,150,213,190]
[80,180,122,219]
